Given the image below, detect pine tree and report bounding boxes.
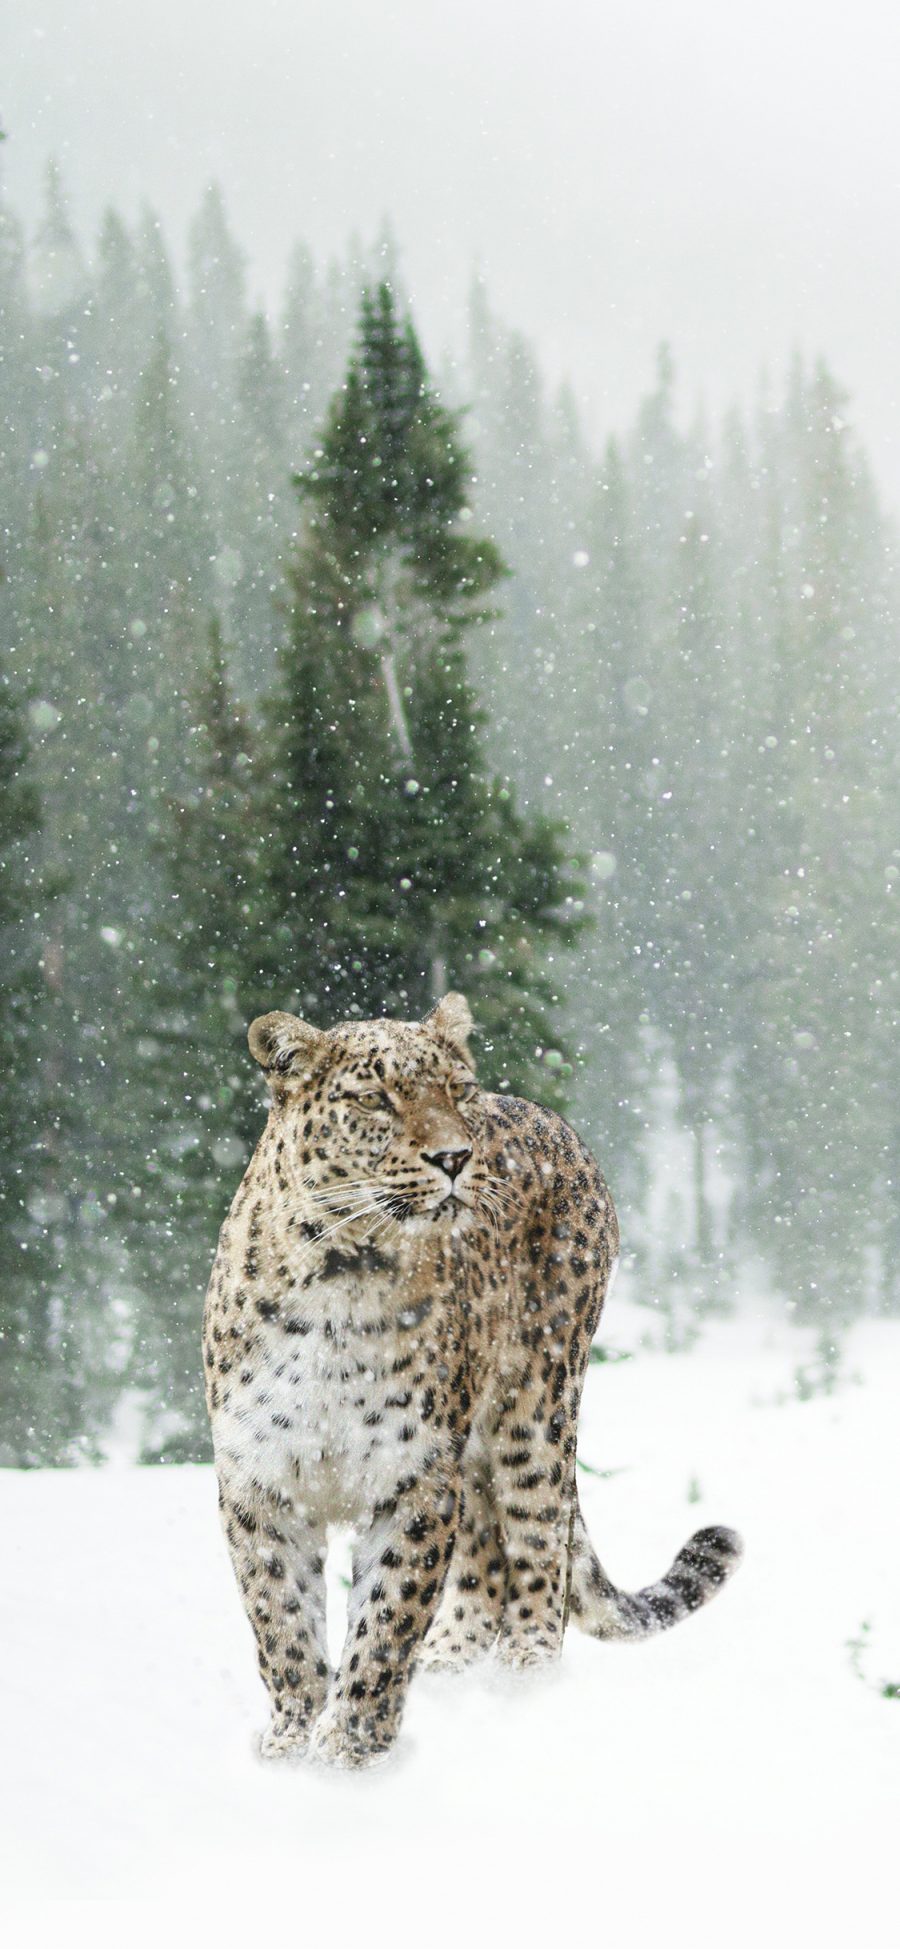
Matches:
[86,208,141,444]
[186,183,247,400]
[225,310,290,689]
[30,160,86,322]
[0,667,75,1462]
[463,291,562,790]
[124,620,265,1458]
[127,329,213,804]
[0,165,33,474]
[734,360,899,1323]
[134,205,180,348]
[280,239,321,448]
[259,281,583,1097]
[186,184,248,536]
[564,433,655,1220]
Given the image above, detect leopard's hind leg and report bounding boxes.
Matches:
[491,1384,577,1670]
[418,1449,506,1671]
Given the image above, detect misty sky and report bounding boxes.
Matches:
[4,0,900,505]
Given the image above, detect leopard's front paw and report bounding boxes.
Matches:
[257,1715,314,1764]
[416,1641,467,1674]
[309,1701,397,1770]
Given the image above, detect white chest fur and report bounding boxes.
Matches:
[212,1268,440,1525]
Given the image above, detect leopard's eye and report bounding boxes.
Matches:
[350,1088,392,1113]
[455,1079,477,1102]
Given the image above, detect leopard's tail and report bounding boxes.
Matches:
[566,1497,743,1641]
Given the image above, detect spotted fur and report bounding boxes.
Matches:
[203,993,742,1768]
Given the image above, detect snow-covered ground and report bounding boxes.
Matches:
[2,1302,897,1941]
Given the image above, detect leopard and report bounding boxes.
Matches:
[203,992,742,1768]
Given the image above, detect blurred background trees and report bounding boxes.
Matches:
[1,163,897,1460]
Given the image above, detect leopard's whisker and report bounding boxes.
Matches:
[286,1200,391,1269]
[479,1174,514,1205]
[281,1184,389,1220]
[368,1207,400,1250]
[476,1192,503,1238]
[307,1179,390,1202]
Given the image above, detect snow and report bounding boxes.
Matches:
[2,1303,898,1941]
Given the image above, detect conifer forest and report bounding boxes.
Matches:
[1,166,898,1466]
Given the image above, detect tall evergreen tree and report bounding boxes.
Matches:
[735,360,899,1322]
[186,183,246,399]
[564,432,656,1223]
[225,310,290,688]
[127,329,213,806]
[86,208,142,445]
[0,666,75,1462]
[260,281,583,1096]
[124,620,264,1458]
[134,205,180,346]
[30,160,86,322]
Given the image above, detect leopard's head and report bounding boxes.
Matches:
[248,993,504,1236]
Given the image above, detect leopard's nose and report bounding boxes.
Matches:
[423,1146,472,1182]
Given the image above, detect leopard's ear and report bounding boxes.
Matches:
[423,992,475,1064]
[248,1011,327,1083]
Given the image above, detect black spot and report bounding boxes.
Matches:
[667,1569,704,1609]
[321,1248,354,1281]
[398,1297,433,1330]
